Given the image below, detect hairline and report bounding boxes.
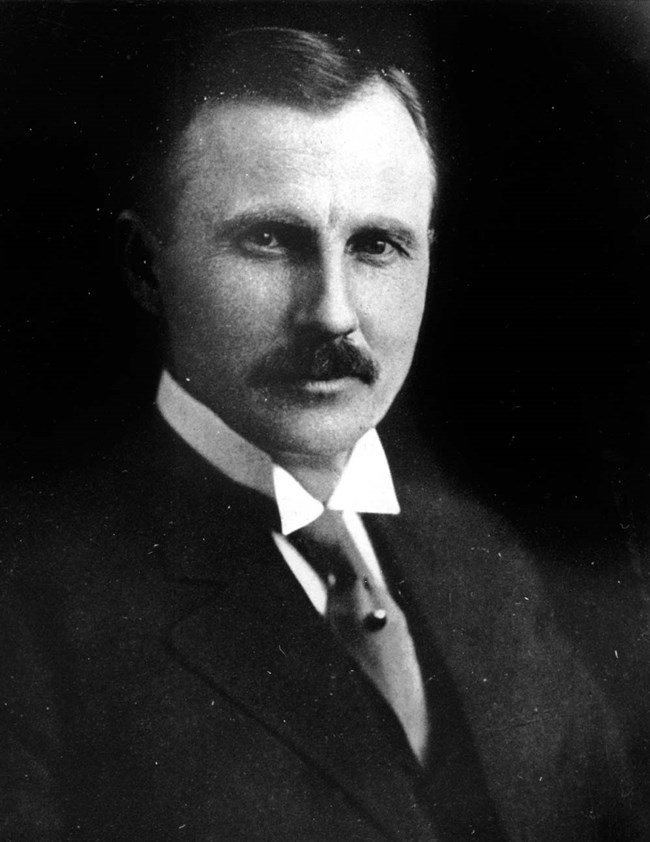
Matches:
[154,76,437,240]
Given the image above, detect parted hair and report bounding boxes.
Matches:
[136,26,435,235]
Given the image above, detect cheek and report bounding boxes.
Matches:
[162,250,291,352]
[358,268,428,352]
[202,258,293,348]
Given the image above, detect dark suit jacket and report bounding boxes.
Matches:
[0,421,641,841]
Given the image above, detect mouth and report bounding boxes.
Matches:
[292,376,360,395]
[268,373,364,400]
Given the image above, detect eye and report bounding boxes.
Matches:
[235,223,310,259]
[238,226,284,254]
[362,238,392,255]
[350,232,406,266]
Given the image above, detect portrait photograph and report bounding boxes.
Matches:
[2,2,650,839]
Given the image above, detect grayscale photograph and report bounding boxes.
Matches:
[2,2,650,839]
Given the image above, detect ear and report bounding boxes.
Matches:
[116,210,163,316]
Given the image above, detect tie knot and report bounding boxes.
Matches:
[299,509,348,548]
[289,510,357,592]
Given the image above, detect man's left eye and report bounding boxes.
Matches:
[254,230,281,248]
[352,235,402,264]
[363,239,391,255]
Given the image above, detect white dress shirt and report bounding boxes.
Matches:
[156,370,401,614]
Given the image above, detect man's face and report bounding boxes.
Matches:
[155,82,434,464]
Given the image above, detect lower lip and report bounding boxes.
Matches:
[290,377,359,396]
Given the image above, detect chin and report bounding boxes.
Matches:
[251,409,379,462]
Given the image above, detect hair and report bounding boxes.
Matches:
[135,26,436,236]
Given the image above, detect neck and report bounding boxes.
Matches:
[273,450,351,503]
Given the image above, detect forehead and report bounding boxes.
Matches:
[171,84,436,230]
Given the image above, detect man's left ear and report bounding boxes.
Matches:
[116,210,163,316]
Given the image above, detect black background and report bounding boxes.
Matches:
[2,0,650,532]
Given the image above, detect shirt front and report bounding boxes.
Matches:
[156,370,401,614]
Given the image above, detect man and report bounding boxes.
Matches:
[0,27,640,841]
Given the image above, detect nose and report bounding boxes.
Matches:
[296,248,359,338]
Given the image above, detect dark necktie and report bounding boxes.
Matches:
[290,509,430,763]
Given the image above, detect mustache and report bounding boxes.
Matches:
[251,337,379,387]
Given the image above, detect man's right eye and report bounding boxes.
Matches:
[237,226,286,256]
[234,222,312,258]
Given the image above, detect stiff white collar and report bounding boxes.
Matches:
[156,370,400,535]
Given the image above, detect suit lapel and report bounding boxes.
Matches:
[153,453,437,842]
[364,512,506,842]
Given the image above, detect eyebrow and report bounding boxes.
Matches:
[219,208,311,238]
[218,207,424,250]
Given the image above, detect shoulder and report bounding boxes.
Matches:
[391,464,644,837]
[0,419,234,595]
[393,463,536,601]
[2,436,152,584]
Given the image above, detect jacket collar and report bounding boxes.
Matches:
[363,513,506,841]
